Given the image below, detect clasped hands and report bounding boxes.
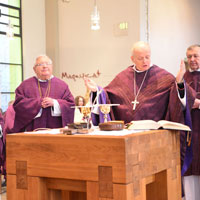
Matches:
[41,97,54,108]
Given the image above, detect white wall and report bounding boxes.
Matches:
[45,0,59,77]
[58,0,140,97]
[22,0,46,79]
[149,0,200,76]
[22,0,200,97]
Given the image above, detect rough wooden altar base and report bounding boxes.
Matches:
[6,130,181,200]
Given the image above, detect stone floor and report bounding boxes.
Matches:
[0,176,7,200]
[0,186,6,200]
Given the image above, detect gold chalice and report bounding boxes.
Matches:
[99,104,111,123]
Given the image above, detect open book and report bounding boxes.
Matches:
[127,120,191,131]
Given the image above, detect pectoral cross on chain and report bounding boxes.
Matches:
[132,99,139,110]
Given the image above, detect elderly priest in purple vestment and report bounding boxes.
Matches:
[178,44,200,200]
[6,55,75,133]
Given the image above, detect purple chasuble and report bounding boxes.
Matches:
[3,105,15,136]
[183,70,200,176]
[0,112,5,176]
[98,65,188,123]
[9,76,75,133]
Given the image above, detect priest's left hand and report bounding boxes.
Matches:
[41,97,54,108]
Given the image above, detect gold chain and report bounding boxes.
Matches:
[38,79,51,98]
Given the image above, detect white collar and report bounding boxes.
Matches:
[189,68,200,72]
[133,64,152,73]
[37,75,54,82]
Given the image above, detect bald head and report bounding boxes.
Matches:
[131,41,150,56]
[131,41,151,71]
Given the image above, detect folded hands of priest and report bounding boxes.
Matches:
[41,97,54,108]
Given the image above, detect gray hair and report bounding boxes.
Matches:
[34,55,53,65]
[187,44,200,51]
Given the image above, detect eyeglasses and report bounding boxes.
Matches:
[187,54,200,59]
[35,62,52,67]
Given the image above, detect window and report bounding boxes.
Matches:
[0,0,23,112]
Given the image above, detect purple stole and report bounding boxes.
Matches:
[91,86,111,126]
[181,88,193,176]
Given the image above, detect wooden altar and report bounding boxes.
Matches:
[6,129,181,200]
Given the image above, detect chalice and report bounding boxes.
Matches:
[99,105,111,123]
[99,104,120,123]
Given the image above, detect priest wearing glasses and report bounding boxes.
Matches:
[6,55,75,133]
[179,44,200,200]
[84,41,195,125]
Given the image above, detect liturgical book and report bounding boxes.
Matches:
[127,120,191,131]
